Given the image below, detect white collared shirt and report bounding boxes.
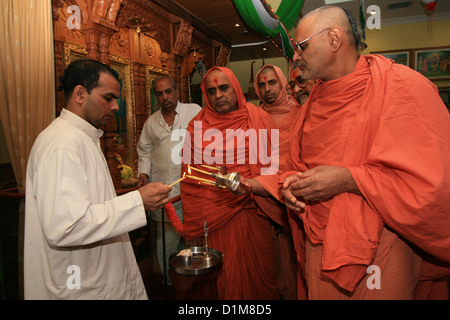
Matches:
[24,109,148,299]
[137,101,202,220]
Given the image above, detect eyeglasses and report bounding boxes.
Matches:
[294,28,330,52]
[287,78,308,91]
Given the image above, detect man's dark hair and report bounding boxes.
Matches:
[341,6,367,53]
[58,59,120,100]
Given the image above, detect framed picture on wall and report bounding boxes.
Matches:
[413,47,450,80]
[438,87,450,112]
[371,50,411,68]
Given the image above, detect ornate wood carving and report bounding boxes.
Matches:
[98,31,113,65]
[173,20,194,57]
[114,0,171,53]
[92,0,123,23]
[54,40,66,116]
[53,0,229,188]
[84,28,100,60]
[216,45,231,67]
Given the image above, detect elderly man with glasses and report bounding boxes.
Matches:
[287,61,317,106]
[280,5,450,299]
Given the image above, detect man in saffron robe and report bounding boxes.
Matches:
[255,65,297,128]
[287,61,317,107]
[280,6,450,299]
[243,63,316,299]
[179,67,280,299]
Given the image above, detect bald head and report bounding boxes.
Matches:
[293,5,365,81]
[301,6,366,53]
[305,6,349,29]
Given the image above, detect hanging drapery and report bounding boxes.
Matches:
[0,0,55,193]
[233,0,305,60]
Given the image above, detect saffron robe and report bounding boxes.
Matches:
[180,67,279,299]
[252,64,302,299]
[254,62,309,299]
[284,54,450,292]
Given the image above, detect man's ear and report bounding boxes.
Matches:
[328,26,343,52]
[72,85,85,104]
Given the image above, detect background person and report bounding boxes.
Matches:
[287,61,316,106]
[255,65,297,127]
[137,75,201,285]
[239,62,316,299]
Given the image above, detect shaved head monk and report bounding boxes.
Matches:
[179,67,281,299]
[280,5,450,299]
[255,65,297,127]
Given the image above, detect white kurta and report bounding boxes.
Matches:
[137,101,202,221]
[24,109,148,300]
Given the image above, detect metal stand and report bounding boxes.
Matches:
[161,208,167,300]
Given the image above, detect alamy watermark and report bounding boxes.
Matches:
[66,5,81,30]
[66,265,81,290]
[65,4,382,31]
[366,5,381,30]
[171,121,279,175]
[366,264,381,289]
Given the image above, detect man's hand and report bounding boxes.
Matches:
[281,166,360,211]
[237,177,270,197]
[138,182,171,211]
[281,174,306,211]
[232,177,252,196]
[137,173,149,188]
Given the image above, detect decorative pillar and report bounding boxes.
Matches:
[99,31,121,189]
[84,29,100,61]
[98,32,113,65]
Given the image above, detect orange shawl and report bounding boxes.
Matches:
[254,65,297,127]
[254,65,306,299]
[180,66,279,240]
[284,54,450,292]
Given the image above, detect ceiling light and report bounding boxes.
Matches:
[235,22,240,27]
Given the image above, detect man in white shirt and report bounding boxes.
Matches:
[137,76,201,285]
[24,59,171,299]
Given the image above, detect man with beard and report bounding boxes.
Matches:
[24,59,171,299]
[287,61,316,106]
[255,65,297,128]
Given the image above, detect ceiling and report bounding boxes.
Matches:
[168,0,450,62]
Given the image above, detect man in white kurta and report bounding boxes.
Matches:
[137,76,201,284]
[24,59,171,299]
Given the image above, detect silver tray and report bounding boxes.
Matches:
[169,246,223,276]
